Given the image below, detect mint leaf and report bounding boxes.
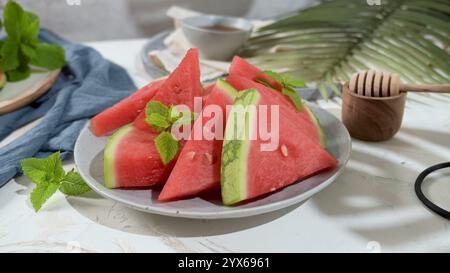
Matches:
[21,12,40,42]
[0,1,65,83]
[30,43,66,70]
[59,171,91,196]
[0,40,20,71]
[255,78,276,89]
[30,181,60,212]
[155,132,180,165]
[3,0,25,42]
[20,157,50,185]
[45,152,65,182]
[258,70,306,112]
[288,79,306,88]
[21,152,90,212]
[6,67,31,82]
[20,43,36,60]
[145,101,171,130]
[146,101,169,118]
[282,87,303,111]
[20,152,65,184]
[145,113,171,131]
[262,70,283,83]
[6,62,31,82]
[20,153,65,212]
[172,110,197,126]
[168,106,182,122]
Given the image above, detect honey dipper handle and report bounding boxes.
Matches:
[400,84,450,94]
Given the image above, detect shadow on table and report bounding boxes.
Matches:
[311,144,450,250]
[400,127,450,151]
[67,194,302,237]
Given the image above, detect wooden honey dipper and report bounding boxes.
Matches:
[349,70,450,97]
[342,70,450,141]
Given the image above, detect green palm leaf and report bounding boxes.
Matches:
[239,0,450,99]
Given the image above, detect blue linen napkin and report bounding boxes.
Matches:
[0,29,137,188]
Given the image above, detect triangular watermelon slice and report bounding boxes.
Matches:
[221,88,337,205]
[104,48,202,188]
[227,74,322,146]
[91,78,165,136]
[229,56,261,80]
[134,48,203,131]
[104,124,181,188]
[158,79,238,201]
[228,57,326,147]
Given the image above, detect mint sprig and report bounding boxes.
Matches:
[155,132,180,165]
[256,70,306,111]
[144,101,196,165]
[20,152,91,212]
[0,0,66,82]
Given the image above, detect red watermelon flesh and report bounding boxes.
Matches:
[159,79,237,201]
[228,57,327,147]
[104,124,185,188]
[203,83,215,96]
[221,89,337,205]
[91,79,165,136]
[226,74,320,145]
[229,56,261,80]
[133,48,203,131]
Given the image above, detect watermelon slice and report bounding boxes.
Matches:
[104,48,202,188]
[221,89,337,205]
[104,124,182,188]
[158,79,238,201]
[227,74,323,146]
[133,48,203,131]
[91,78,165,136]
[228,57,327,147]
[229,56,261,80]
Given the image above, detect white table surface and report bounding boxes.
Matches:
[0,39,449,253]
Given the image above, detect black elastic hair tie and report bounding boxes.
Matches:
[415,162,450,220]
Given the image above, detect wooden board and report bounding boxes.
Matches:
[0,69,60,115]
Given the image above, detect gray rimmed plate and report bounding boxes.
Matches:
[74,103,350,219]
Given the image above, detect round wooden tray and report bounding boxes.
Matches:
[0,69,60,115]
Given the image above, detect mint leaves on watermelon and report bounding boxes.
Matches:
[255,70,306,111]
[144,101,196,165]
[20,152,90,212]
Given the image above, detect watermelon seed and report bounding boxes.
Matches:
[281,144,288,157]
[186,151,196,160]
[270,187,276,192]
[204,152,213,165]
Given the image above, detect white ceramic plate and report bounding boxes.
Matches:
[74,103,351,219]
[0,70,60,115]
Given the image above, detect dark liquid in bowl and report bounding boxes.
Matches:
[201,24,242,32]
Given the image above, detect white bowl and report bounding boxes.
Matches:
[181,15,253,61]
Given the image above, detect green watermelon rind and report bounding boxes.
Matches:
[221,89,260,205]
[104,124,134,188]
[304,104,327,148]
[215,78,238,99]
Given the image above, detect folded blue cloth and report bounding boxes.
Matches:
[0,29,137,188]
